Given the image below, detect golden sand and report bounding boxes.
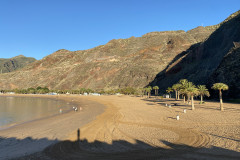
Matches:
[1,94,239,159]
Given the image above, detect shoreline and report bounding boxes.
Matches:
[0,94,75,131]
[0,94,106,159]
[0,94,239,159]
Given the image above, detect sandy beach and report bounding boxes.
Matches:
[0,94,240,159]
[0,94,105,159]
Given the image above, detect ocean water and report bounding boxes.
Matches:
[0,96,73,129]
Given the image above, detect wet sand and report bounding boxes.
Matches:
[1,95,240,159]
[0,94,105,159]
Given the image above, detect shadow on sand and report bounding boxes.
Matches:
[141,98,187,108]
[0,131,238,160]
[141,97,240,112]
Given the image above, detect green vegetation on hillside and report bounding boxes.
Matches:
[0,55,36,73]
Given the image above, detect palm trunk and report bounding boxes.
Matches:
[177,91,180,100]
[157,89,158,96]
[191,95,195,110]
[169,93,171,98]
[183,95,185,103]
[219,90,223,111]
[200,95,203,104]
[175,90,177,100]
[187,94,190,104]
[148,92,151,98]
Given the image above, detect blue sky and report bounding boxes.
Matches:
[0,0,239,60]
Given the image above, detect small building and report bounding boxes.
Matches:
[48,92,57,95]
[163,94,170,98]
[91,93,100,96]
[7,92,15,94]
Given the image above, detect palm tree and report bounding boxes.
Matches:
[198,85,210,104]
[153,86,159,96]
[212,83,229,111]
[186,82,199,110]
[179,79,188,103]
[172,83,181,100]
[138,88,144,97]
[166,87,173,98]
[179,88,188,103]
[145,86,152,98]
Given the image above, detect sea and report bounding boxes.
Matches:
[0,96,73,129]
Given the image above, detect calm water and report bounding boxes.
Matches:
[0,96,73,129]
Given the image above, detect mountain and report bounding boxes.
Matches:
[150,10,240,98]
[208,46,240,98]
[0,55,36,73]
[0,27,214,90]
[0,10,239,97]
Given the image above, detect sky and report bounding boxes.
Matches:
[0,0,239,60]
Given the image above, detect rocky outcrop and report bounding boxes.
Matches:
[0,55,36,73]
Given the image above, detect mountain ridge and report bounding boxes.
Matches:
[0,55,36,74]
[0,26,213,90]
[0,10,239,98]
[150,10,240,98]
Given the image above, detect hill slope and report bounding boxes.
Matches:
[0,11,239,95]
[150,10,240,98]
[0,55,36,73]
[0,26,215,90]
[208,46,240,98]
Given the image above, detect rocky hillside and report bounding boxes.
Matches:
[0,10,239,97]
[0,55,36,73]
[151,10,240,97]
[208,46,240,98]
[0,26,215,90]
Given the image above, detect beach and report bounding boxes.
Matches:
[0,94,105,159]
[0,94,240,159]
